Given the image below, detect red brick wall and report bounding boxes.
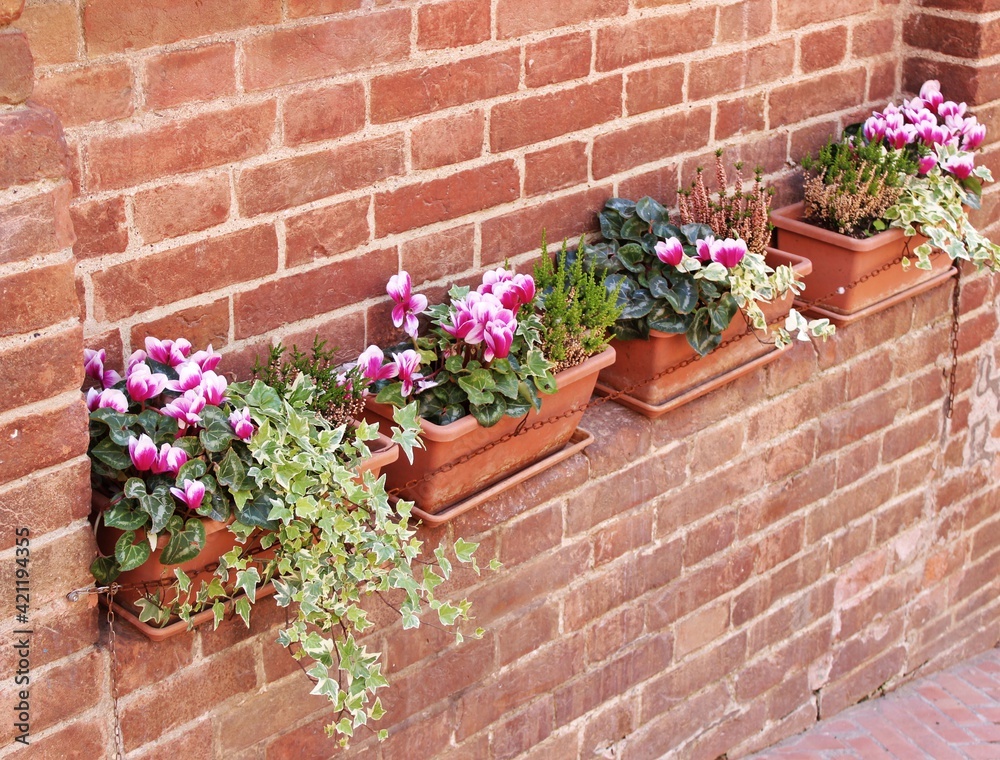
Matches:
[2,0,1000,757]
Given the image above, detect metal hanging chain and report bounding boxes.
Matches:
[945,261,963,419]
[106,584,126,760]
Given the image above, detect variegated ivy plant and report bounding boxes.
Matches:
[85,338,487,744]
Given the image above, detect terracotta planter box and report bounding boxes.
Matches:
[770,202,954,322]
[596,248,810,413]
[94,431,398,640]
[364,347,616,515]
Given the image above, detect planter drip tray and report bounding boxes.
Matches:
[795,265,956,325]
[595,343,791,419]
[398,429,595,527]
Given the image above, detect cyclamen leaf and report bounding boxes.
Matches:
[139,486,175,535]
[604,197,637,216]
[619,214,649,243]
[635,196,667,223]
[688,310,723,356]
[199,405,236,453]
[90,408,139,447]
[90,555,121,584]
[216,448,247,492]
[91,437,132,471]
[124,477,147,499]
[159,518,207,565]
[616,243,646,273]
[102,499,148,531]
[493,371,520,400]
[175,458,207,484]
[114,530,151,572]
[471,397,507,428]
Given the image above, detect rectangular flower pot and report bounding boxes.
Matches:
[364,346,616,515]
[596,248,810,409]
[770,202,952,319]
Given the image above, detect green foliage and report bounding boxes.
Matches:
[533,233,622,370]
[253,337,366,427]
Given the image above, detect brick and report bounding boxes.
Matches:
[854,18,896,57]
[83,0,280,55]
[596,7,715,70]
[133,174,231,245]
[586,607,645,664]
[234,246,395,338]
[0,104,69,190]
[288,0,362,17]
[626,62,684,115]
[0,325,84,416]
[769,68,868,127]
[1,183,74,264]
[372,50,519,124]
[801,26,848,71]
[618,163,680,205]
[776,0,874,29]
[718,0,772,43]
[0,403,87,485]
[0,29,32,105]
[37,64,132,130]
[594,510,654,566]
[592,106,711,179]
[500,502,564,566]
[401,224,475,285]
[684,512,737,567]
[143,43,237,110]
[243,10,410,91]
[497,0,626,38]
[411,110,484,170]
[129,298,230,352]
[763,426,817,481]
[904,13,982,59]
[675,602,730,657]
[219,676,334,753]
[119,644,258,751]
[882,410,940,463]
[641,640,742,722]
[480,186,608,264]
[0,261,78,338]
[86,101,275,192]
[375,160,519,236]
[492,698,554,760]
[819,389,903,450]
[658,458,763,538]
[16,1,78,66]
[238,134,404,216]
[525,32,591,89]
[0,0,22,25]
[0,456,89,552]
[69,195,126,259]
[92,225,278,322]
[491,76,621,153]
[285,197,370,267]
[283,81,365,147]
[497,604,561,666]
[132,719,215,760]
[580,402,651,479]
[417,0,491,50]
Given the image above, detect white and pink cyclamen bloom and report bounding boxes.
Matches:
[190,345,222,372]
[357,345,399,384]
[696,237,747,268]
[84,348,122,389]
[161,390,206,430]
[920,80,944,114]
[654,237,685,267]
[943,153,976,179]
[387,271,428,339]
[125,362,168,402]
[145,337,192,367]
[199,371,228,405]
[170,479,206,510]
[128,434,158,471]
[483,317,515,362]
[150,442,188,474]
[229,408,255,441]
[87,387,129,413]
[393,350,424,396]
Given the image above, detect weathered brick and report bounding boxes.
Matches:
[243,10,410,91]
[769,68,868,127]
[284,197,370,267]
[626,63,684,115]
[0,261,78,338]
[525,32,592,89]
[282,81,365,147]
[0,104,69,190]
[69,195,126,259]
[17,1,78,66]
[133,174,231,244]
[0,455,89,551]
[288,0,362,18]
[592,106,711,178]
[417,0,491,50]
[0,29,32,105]
[776,0,874,29]
[375,160,519,236]
[1,183,74,264]
[238,134,404,216]
[234,246,395,338]
[411,110,484,170]
[0,326,83,415]
[83,0,280,55]
[92,225,278,322]
[143,43,237,110]
[497,0,626,38]
[596,7,715,70]
[400,224,475,285]
[129,298,230,351]
[523,141,589,197]
[86,101,275,192]
[0,0,23,25]
[801,25,849,71]
[490,76,622,153]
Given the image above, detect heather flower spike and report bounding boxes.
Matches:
[387,271,428,339]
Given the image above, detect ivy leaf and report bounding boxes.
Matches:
[91,437,132,471]
[102,499,148,531]
[114,530,152,572]
[235,567,262,605]
[245,380,282,414]
[199,405,236,453]
[216,448,247,492]
[471,397,507,428]
[522,349,551,379]
[174,568,192,594]
[90,408,139,447]
[135,598,171,626]
[458,369,497,406]
[159,518,207,565]
[234,597,252,628]
[375,382,406,409]
[635,196,667,223]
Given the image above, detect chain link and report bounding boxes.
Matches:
[106,585,126,760]
[946,262,963,419]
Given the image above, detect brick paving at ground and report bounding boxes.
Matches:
[750,648,1000,759]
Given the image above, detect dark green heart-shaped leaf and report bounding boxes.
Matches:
[159,518,207,566]
[114,531,151,572]
[91,437,132,471]
[140,486,175,535]
[635,196,667,224]
[102,499,149,531]
[471,397,507,428]
[616,243,646,273]
[238,487,280,530]
[619,214,649,243]
[176,458,207,484]
[688,309,723,356]
[605,198,636,216]
[216,448,247,492]
[709,292,738,334]
[90,408,139,447]
[199,405,236,453]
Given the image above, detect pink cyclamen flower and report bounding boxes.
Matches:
[920,80,943,114]
[161,390,206,430]
[917,153,938,174]
[189,345,222,372]
[710,238,748,268]
[962,119,986,151]
[150,442,188,475]
[884,125,916,150]
[357,345,399,384]
[167,361,203,393]
[128,434,158,471]
[916,122,951,148]
[442,296,479,341]
[478,267,515,295]
[938,101,967,120]
[386,271,428,339]
[84,348,121,389]
[170,479,206,511]
[862,116,887,143]
[126,350,148,372]
[510,273,536,305]
[199,370,228,406]
[942,154,975,179]
[144,337,192,367]
[695,238,715,262]
[483,320,515,362]
[229,408,255,441]
[126,362,168,403]
[654,237,685,267]
[88,387,129,413]
[393,350,423,397]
